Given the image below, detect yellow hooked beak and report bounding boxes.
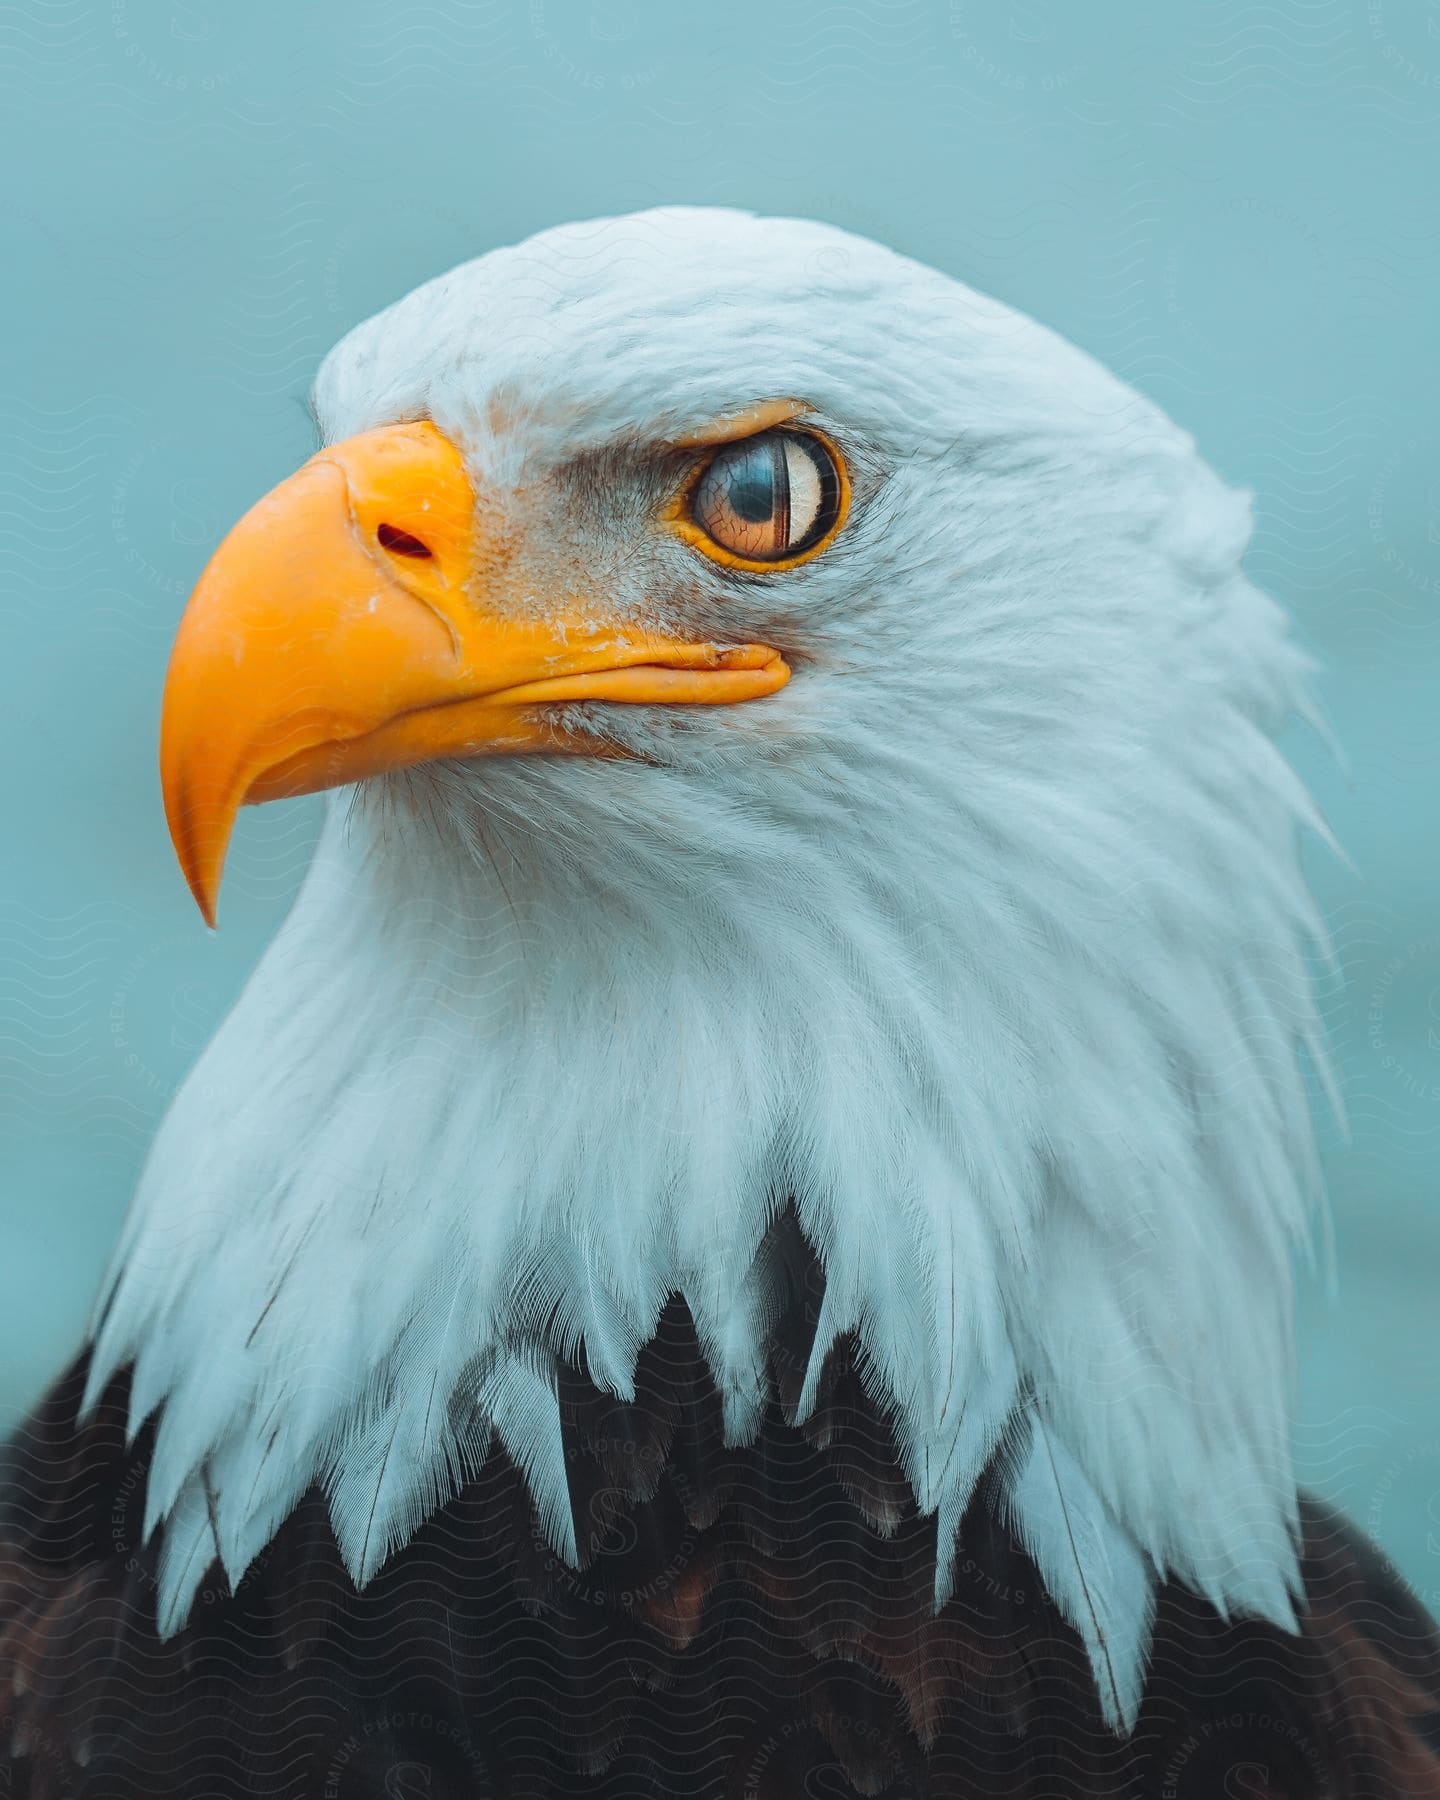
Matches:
[159,421,790,924]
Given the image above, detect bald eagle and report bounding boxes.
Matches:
[3,209,1438,1799]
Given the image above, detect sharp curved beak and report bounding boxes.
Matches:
[159,421,789,925]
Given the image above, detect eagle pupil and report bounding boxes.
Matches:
[727,446,778,525]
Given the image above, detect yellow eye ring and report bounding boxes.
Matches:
[666,426,851,572]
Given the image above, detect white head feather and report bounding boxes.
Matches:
[86,208,1330,1728]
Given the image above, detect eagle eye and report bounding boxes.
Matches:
[682,429,846,568]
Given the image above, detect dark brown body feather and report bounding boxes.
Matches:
[3,1222,1439,1798]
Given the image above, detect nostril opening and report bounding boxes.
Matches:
[377,522,433,559]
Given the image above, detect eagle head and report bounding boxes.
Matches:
[92,209,1328,1722]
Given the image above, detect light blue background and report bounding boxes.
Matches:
[2,1,1437,1603]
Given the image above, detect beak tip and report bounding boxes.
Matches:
[162,781,227,932]
[173,854,220,930]
[179,844,223,930]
